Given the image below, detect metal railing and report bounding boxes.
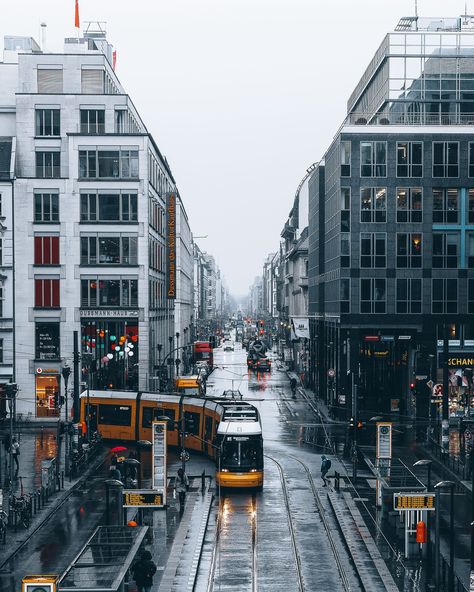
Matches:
[346,112,474,126]
[424,438,468,481]
[438,551,469,592]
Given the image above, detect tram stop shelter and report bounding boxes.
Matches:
[58,525,148,592]
[364,456,426,513]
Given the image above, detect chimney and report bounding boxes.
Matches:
[40,23,47,52]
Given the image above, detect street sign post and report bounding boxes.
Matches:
[375,422,392,507]
[152,421,167,506]
[394,492,434,559]
[394,492,435,511]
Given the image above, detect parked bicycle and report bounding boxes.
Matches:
[11,494,32,528]
[0,510,7,543]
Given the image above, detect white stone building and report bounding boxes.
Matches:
[0,30,180,419]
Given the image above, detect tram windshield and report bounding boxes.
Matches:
[220,435,263,470]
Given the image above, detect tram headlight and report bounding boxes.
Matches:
[220,468,229,472]
[249,469,257,472]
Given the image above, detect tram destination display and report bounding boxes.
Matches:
[394,492,435,511]
[122,490,164,508]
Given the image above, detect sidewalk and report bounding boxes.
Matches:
[0,423,108,568]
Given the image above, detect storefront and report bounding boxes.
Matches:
[35,368,60,418]
[438,352,474,417]
[80,310,140,391]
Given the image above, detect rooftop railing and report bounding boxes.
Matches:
[345,111,474,126]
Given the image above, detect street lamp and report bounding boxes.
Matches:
[61,364,71,476]
[434,480,455,591]
[414,459,433,575]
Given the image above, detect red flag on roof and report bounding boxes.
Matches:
[75,0,80,29]
[112,50,117,70]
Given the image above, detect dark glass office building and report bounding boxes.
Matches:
[308,16,474,421]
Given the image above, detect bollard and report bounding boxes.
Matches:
[33,492,37,514]
[45,484,49,503]
[201,470,206,493]
[41,486,45,507]
[61,471,64,489]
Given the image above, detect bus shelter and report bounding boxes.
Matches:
[58,525,148,592]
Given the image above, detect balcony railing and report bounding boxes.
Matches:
[346,112,474,126]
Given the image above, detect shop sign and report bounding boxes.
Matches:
[80,309,140,318]
[36,323,60,360]
[291,317,310,339]
[166,192,176,299]
[122,490,163,508]
[442,354,474,367]
[394,492,435,511]
[36,367,59,375]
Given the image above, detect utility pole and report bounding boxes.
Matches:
[442,324,449,453]
[61,364,71,476]
[73,331,80,422]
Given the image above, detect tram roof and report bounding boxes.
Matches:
[217,421,262,436]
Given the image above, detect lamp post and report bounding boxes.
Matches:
[168,335,174,390]
[175,332,180,377]
[82,352,94,442]
[434,480,455,591]
[61,364,71,476]
[414,459,433,572]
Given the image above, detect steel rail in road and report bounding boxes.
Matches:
[205,493,258,592]
[288,454,354,592]
[264,455,305,592]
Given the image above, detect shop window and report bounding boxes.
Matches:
[35,278,60,308]
[36,375,59,418]
[34,236,59,265]
[98,404,131,426]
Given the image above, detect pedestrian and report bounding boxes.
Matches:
[131,549,157,592]
[320,454,331,487]
[175,467,189,511]
[290,377,297,399]
[10,437,20,473]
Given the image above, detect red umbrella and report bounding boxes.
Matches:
[110,445,128,453]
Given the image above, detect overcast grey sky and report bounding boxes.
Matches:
[0,0,467,296]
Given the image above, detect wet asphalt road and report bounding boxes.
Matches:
[206,341,348,591]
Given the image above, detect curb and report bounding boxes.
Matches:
[0,448,108,570]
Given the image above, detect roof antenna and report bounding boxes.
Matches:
[414,0,418,31]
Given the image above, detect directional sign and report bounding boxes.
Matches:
[427,380,434,389]
[376,423,392,460]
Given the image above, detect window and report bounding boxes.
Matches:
[142,407,176,429]
[80,192,138,222]
[397,142,423,177]
[432,279,457,313]
[0,338,3,363]
[81,69,104,94]
[396,188,422,222]
[360,141,386,177]
[396,279,422,313]
[340,278,350,313]
[36,151,60,178]
[360,279,386,313]
[360,187,386,222]
[396,233,422,268]
[35,322,60,360]
[0,286,3,318]
[467,233,474,268]
[433,188,458,223]
[184,411,200,435]
[80,236,138,265]
[469,279,474,313]
[79,149,139,179]
[35,278,60,308]
[433,233,459,268]
[340,235,350,268]
[468,189,474,223]
[469,143,474,177]
[80,109,105,134]
[360,233,386,267]
[37,68,63,93]
[433,142,459,177]
[81,278,138,307]
[341,141,351,176]
[34,192,59,222]
[35,109,60,136]
[34,236,59,265]
[341,188,350,232]
[98,404,131,426]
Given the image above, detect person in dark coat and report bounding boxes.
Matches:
[131,549,157,592]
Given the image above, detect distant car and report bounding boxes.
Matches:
[224,342,234,352]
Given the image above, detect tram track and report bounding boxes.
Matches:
[205,493,258,592]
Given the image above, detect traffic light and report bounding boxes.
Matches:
[357,420,365,429]
[409,380,416,396]
[54,393,59,408]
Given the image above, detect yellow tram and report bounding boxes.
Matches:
[79,391,264,489]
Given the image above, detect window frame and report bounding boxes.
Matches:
[396,232,422,268]
[396,187,422,223]
[34,192,59,223]
[432,278,458,314]
[79,149,139,180]
[360,141,387,177]
[360,278,386,314]
[432,141,459,178]
[396,141,423,177]
[396,278,422,314]
[360,187,387,222]
[35,108,60,137]
[35,151,60,179]
[360,232,387,268]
